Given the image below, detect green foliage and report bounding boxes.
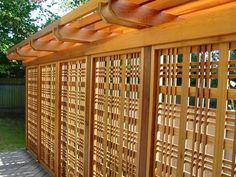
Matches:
[60,0,88,10]
[0,0,87,78]
[0,0,39,78]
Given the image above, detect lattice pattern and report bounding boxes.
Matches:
[183,46,218,177]
[221,47,236,176]
[153,44,236,177]
[60,60,86,177]
[154,48,182,176]
[40,64,56,171]
[92,52,141,177]
[27,67,38,155]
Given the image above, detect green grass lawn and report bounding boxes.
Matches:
[0,115,25,151]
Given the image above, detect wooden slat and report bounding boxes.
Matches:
[176,47,190,176]
[213,43,229,176]
[165,0,235,15]
[145,0,191,11]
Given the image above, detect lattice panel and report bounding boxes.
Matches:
[40,64,56,172]
[154,48,183,176]
[183,46,218,177]
[27,66,38,155]
[60,59,86,177]
[92,52,141,177]
[153,44,236,177]
[221,46,236,177]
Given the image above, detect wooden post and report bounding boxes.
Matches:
[25,67,28,150]
[138,46,152,177]
[54,62,61,177]
[85,56,92,177]
[146,49,160,177]
[176,47,191,176]
[37,65,41,161]
[213,42,229,176]
[88,56,96,177]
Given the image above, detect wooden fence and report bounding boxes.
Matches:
[0,78,25,112]
[25,41,236,177]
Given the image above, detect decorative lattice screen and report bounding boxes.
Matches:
[24,41,236,177]
[60,59,87,177]
[40,64,56,172]
[92,52,142,177]
[222,44,236,177]
[153,43,236,177]
[26,66,38,156]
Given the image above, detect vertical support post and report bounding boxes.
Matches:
[25,67,28,150]
[54,62,61,177]
[117,53,126,177]
[37,65,41,161]
[138,46,152,177]
[176,47,191,176]
[85,56,92,177]
[213,43,229,176]
[88,56,95,177]
[146,49,159,177]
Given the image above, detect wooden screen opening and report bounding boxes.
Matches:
[60,59,87,177]
[26,66,39,156]
[92,51,142,177]
[151,42,236,177]
[40,64,57,173]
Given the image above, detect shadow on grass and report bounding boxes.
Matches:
[0,113,25,151]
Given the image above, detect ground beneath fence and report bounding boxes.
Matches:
[0,150,50,177]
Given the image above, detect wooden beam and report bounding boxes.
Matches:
[7,52,22,60]
[53,25,113,43]
[69,13,102,29]
[53,26,89,43]
[7,0,102,53]
[7,21,60,54]
[16,48,38,58]
[59,0,105,25]
[125,0,155,5]
[30,39,77,52]
[165,0,235,15]
[145,0,192,11]
[98,0,176,29]
[85,20,112,30]
[23,5,236,66]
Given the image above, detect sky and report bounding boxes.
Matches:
[31,0,73,26]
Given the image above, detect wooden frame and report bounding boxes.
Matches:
[12,0,236,176]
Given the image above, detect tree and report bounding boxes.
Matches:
[0,0,87,78]
[0,0,39,77]
[60,0,88,10]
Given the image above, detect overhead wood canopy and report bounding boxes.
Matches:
[7,0,236,63]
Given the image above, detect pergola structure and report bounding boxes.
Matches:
[7,0,236,176]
